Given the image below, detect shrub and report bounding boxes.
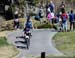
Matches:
[37,23,52,29]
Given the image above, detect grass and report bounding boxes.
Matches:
[0,37,9,47]
[53,32,75,56]
[37,56,75,58]
[0,37,19,58]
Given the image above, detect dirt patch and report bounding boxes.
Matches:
[0,31,10,37]
[0,46,19,58]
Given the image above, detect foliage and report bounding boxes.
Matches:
[66,0,74,3]
[26,0,39,5]
[37,22,52,29]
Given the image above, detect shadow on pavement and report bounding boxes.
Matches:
[50,29,57,32]
[16,46,27,49]
[16,36,25,40]
[15,36,27,49]
[15,41,27,44]
[15,41,26,44]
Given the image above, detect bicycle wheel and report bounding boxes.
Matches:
[26,38,30,49]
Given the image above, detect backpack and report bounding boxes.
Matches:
[61,13,68,23]
[62,16,67,23]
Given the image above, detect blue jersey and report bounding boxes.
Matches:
[25,21,32,29]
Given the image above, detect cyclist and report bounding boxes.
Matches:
[24,15,32,38]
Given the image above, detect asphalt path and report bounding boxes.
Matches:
[7,29,63,58]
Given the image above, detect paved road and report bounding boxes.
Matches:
[7,29,63,58]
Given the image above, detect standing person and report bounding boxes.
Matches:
[47,11,55,25]
[49,1,55,12]
[14,10,20,30]
[51,12,55,25]
[14,10,18,19]
[46,1,49,17]
[47,12,52,23]
[61,10,68,32]
[14,18,20,30]
[58,16,62,31]
[69,10,75,31]
[38,7,44,24]
[60,1,65,13]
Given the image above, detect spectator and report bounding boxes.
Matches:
[14,10,20,30]
[69,10,75,31]
[58,16,62,31]
[14,18,20,30]
[49,1,55,12]
[47,12,52,23]
[60,1,65,13]
[14,10,18,19]
[46,1,49,17]
[50,12,55,24]
[38,8,44,24]
[61,10,68,32]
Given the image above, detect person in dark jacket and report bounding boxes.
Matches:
[69,10,75,30]
[49,1,55,12]
[60,1,65,13]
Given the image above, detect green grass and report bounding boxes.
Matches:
[37,56,75,58]
[53,32,75,56]
[0,37,9,47]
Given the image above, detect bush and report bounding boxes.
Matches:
[37,23,52,29]
[0,21,14,31]
[0,18,25,31]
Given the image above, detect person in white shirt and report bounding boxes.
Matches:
[50,12,55,24]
